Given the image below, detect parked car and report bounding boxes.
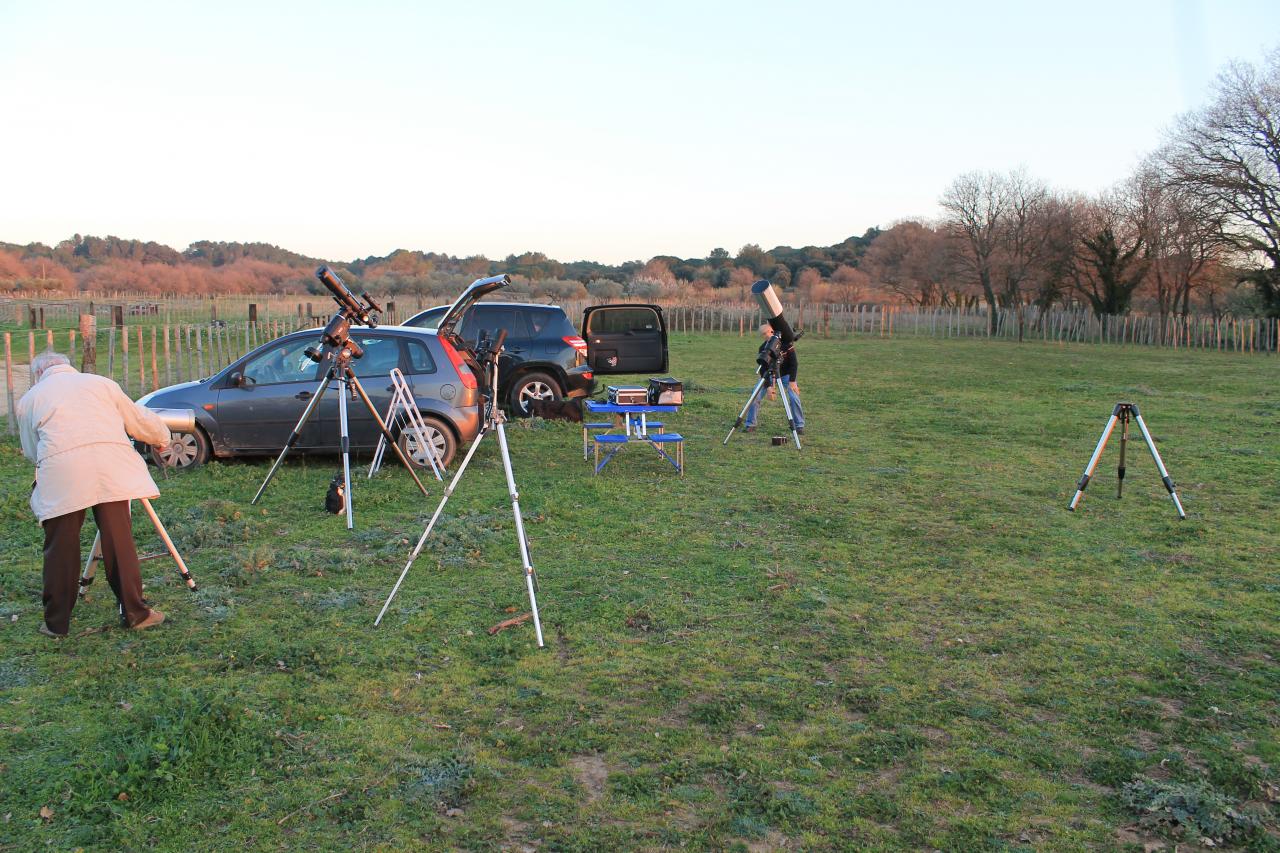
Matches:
[404,301,669,413]
[137,325,481,470]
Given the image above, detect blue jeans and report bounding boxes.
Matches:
[745,374,804,429]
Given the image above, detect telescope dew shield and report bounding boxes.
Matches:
[150,408,197,432]
[751,279,796,345]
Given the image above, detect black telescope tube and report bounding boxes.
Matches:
[751,279,796,345]
[316,266,377,327]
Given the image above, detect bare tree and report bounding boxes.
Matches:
[1163,48,1280,316]
[862,220,960,306]
[1073,192,1148,317]
[940,171,1006,331]
[1029,192,1087,315]
[1130,161,1225,338]
[940,169,1052,331]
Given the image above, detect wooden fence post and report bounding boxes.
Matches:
[106,326,116,380]
[137,327,145,390]
[151,327,159,390]
[4,333,15,434]
[121,325,131,396]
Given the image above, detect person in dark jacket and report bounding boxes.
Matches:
[744,323,804,434]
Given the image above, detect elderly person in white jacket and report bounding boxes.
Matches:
[17,351,172,637]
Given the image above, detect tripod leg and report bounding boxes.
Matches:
[348,371,429,497]
[1131,409,1187,520]
[338,380,355,530]
[724,377,768,445]
[495,422,545,648]
[375,430,488,626]
[1117,410,1129,499]
[79,529,103,597]
[139,498,197,591]
[776,375,802,450]
[1068,411,1120,511]
[253,372,334,505]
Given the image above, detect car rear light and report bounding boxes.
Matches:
[563,335,588,358]
[439,336,477,389]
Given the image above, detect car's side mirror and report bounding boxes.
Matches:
[231,372,253,388]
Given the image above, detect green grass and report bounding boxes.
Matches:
[1,335,1277,851]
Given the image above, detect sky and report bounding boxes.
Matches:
[2,1,1278,265]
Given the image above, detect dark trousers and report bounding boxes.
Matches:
[43,501,149,634]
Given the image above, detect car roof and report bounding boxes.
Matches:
[415,302,562,312]
[285,324,439,336]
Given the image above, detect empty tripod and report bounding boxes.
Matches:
[1068,402,1185,519]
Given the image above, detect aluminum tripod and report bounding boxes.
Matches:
[375,331,545,648]
[79,497,197,599]
[1068,402,1186,519]
[723,370,801,449]
[251,348,429,529]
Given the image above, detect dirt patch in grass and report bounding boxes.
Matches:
[569,754,609,803]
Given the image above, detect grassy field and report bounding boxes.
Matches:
[0,335,1277,851]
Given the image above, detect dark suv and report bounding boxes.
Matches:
[404,302,669,414]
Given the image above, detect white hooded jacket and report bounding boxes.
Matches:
[16,364,171,522]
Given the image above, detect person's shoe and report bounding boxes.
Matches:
[131,610,166,631]
[796,427,805,435]
[39,623,67,639]
[743,426,756,433]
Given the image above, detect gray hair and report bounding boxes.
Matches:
[31,350,71,383]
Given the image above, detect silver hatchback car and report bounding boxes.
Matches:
[138,324,480,470]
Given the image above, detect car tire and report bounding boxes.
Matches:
[510,371,561,416]
[397,415,457,470]
[156,429,212,470]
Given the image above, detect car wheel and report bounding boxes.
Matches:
[397,415,457,470]
[156,429,211,470]
[510,372,561,416]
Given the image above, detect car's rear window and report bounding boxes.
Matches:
[588,307,661,334]
[460,306,531,342]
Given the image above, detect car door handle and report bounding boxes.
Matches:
[295,391,313,400]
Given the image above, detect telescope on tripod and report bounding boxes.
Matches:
[251,266,429,529]
[724,280,803,449]
[376,274,546,648]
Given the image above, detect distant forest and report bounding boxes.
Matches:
[0,232,878,305]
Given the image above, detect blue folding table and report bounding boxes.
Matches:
[584,400,683,474]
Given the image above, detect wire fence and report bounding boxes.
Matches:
[3,295,1276,433]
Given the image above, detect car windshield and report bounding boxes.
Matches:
[405,307,447,330]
